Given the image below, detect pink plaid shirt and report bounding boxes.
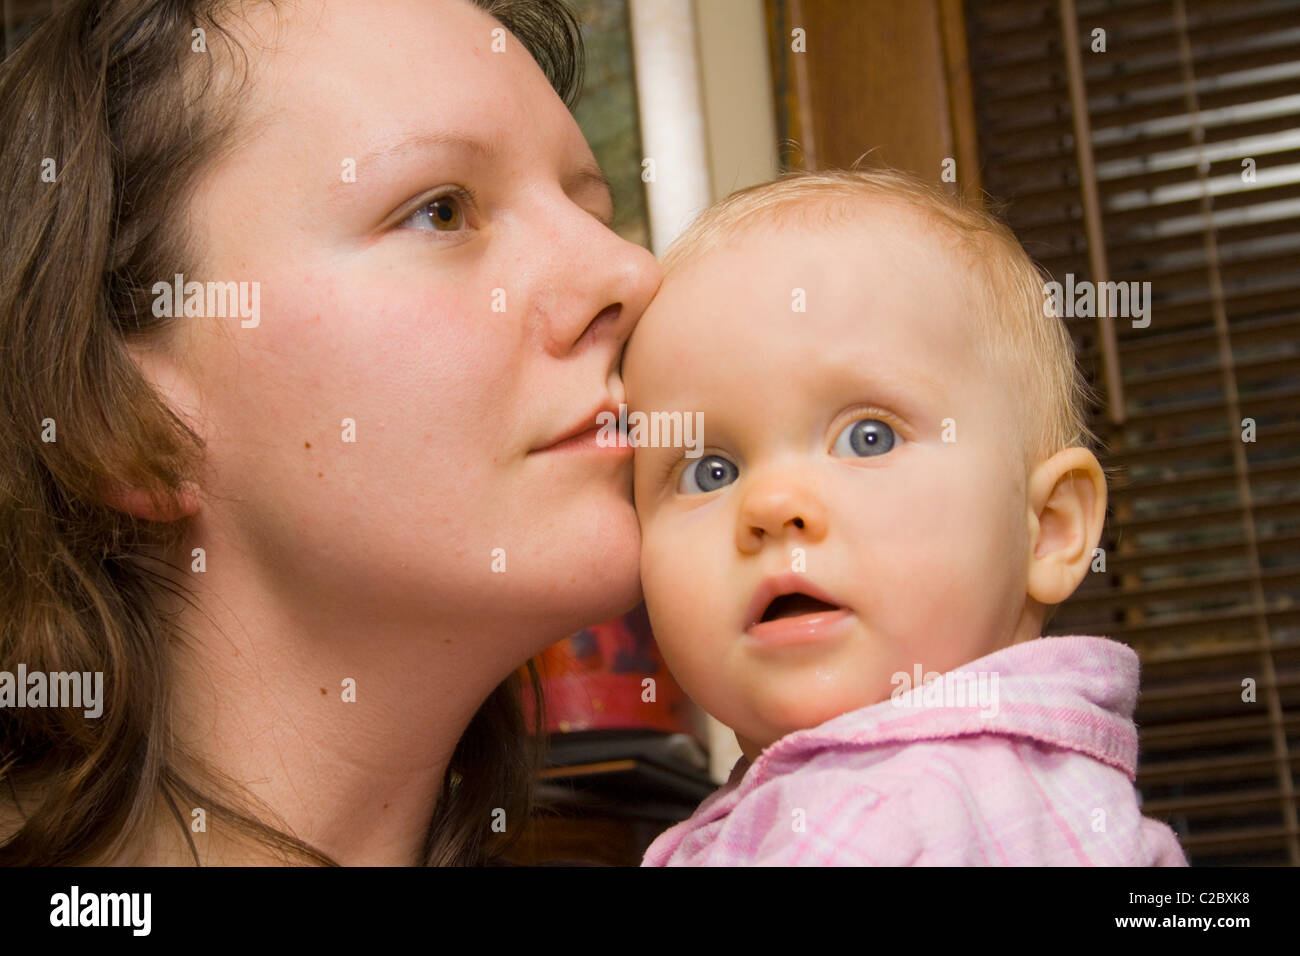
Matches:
[642,635,1188,866]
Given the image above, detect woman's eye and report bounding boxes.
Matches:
[832,418,899,458]
[402,193,467,232]
[678,454,739,494]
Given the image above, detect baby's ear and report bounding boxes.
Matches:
[1024,447,1107,607]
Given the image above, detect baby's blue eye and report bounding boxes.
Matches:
[678,454,739,494]
[832,418,898,457]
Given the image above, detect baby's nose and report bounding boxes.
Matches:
[735,482,828,554]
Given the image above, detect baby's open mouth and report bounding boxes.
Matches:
[759,592,841,622]
[744,575,854,646]
[744,573,850,632]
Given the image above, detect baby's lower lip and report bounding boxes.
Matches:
[744,608,853,648]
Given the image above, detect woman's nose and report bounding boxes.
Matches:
[735,477,829,555]
[537,209,661,360]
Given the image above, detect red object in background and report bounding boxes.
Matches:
[524,603,697,739]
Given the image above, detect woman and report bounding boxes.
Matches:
[0,0,660,865]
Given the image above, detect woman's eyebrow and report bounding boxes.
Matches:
[363,129,501,165]
[565,163,614,225]
[566,163,611,195]
[327,129,501,199]
[328,130,612,213]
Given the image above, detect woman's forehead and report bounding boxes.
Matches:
[230,0,577,158]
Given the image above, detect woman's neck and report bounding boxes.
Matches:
[149,524,532,866]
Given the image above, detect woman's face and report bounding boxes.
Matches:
[164,0,660,644]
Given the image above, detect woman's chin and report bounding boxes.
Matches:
[560,543,643,630]
[520,515,643,635]
[501,575,641,642]
[583,568,644,628]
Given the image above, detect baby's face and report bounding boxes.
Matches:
[623,206,1041,761]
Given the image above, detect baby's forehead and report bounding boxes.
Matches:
[634,219,986,379]
[655,209,986,334]
[670,199,977,290]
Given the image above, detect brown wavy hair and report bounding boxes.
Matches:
[0,0,582,866]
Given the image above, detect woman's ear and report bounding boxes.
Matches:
[102,339,206,523]
[103,482,201,523]
[1025,446,1108,606]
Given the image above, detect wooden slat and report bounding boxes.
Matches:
[1111,278,1300,324]
[1087,41,1300,99]
[1137,673,1300,708]
[1109,467,1300,514]
[1139,712,1300,748]
[1010,148,1300,214]
[1094,605,1300,643]
[970,2,1299,72]
[1120,354,1300,401]
[1045,218,1300,277]
[1099,409,1300,462]
[1079,287,1298,337]
[1102,416,1300,463]
[1138,635,1300,667]
[957,49,1300,111]
[1176,825,1299,852]
[1093,388,1299,433]
[983,71,1300,140]
[1093,112,1300,165]
[1144,789,1296,821]
[1081,531,1300,576]
[1010,180,1300,237]
[1105,250,1298,296]
[1064,567,1300,614]
[1138,751,1300,786]
[1098,496,1300,537]
[981,111,1300,179]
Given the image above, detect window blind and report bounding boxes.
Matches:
[966,0,1300,865]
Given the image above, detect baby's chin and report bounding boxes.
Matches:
[717,684,894,758]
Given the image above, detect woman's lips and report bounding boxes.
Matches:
[530,403,628,455]
[531,425,631,456]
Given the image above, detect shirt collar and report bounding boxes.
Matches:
[741,635,1143,787]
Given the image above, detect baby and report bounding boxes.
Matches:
[624,168,1188,866]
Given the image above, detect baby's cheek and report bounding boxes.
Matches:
[839,461,1010,632]
[639,518,724,691]
[840,467,953,571]
[638,519,693,640]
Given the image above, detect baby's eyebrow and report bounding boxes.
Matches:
[817,357,947,415]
